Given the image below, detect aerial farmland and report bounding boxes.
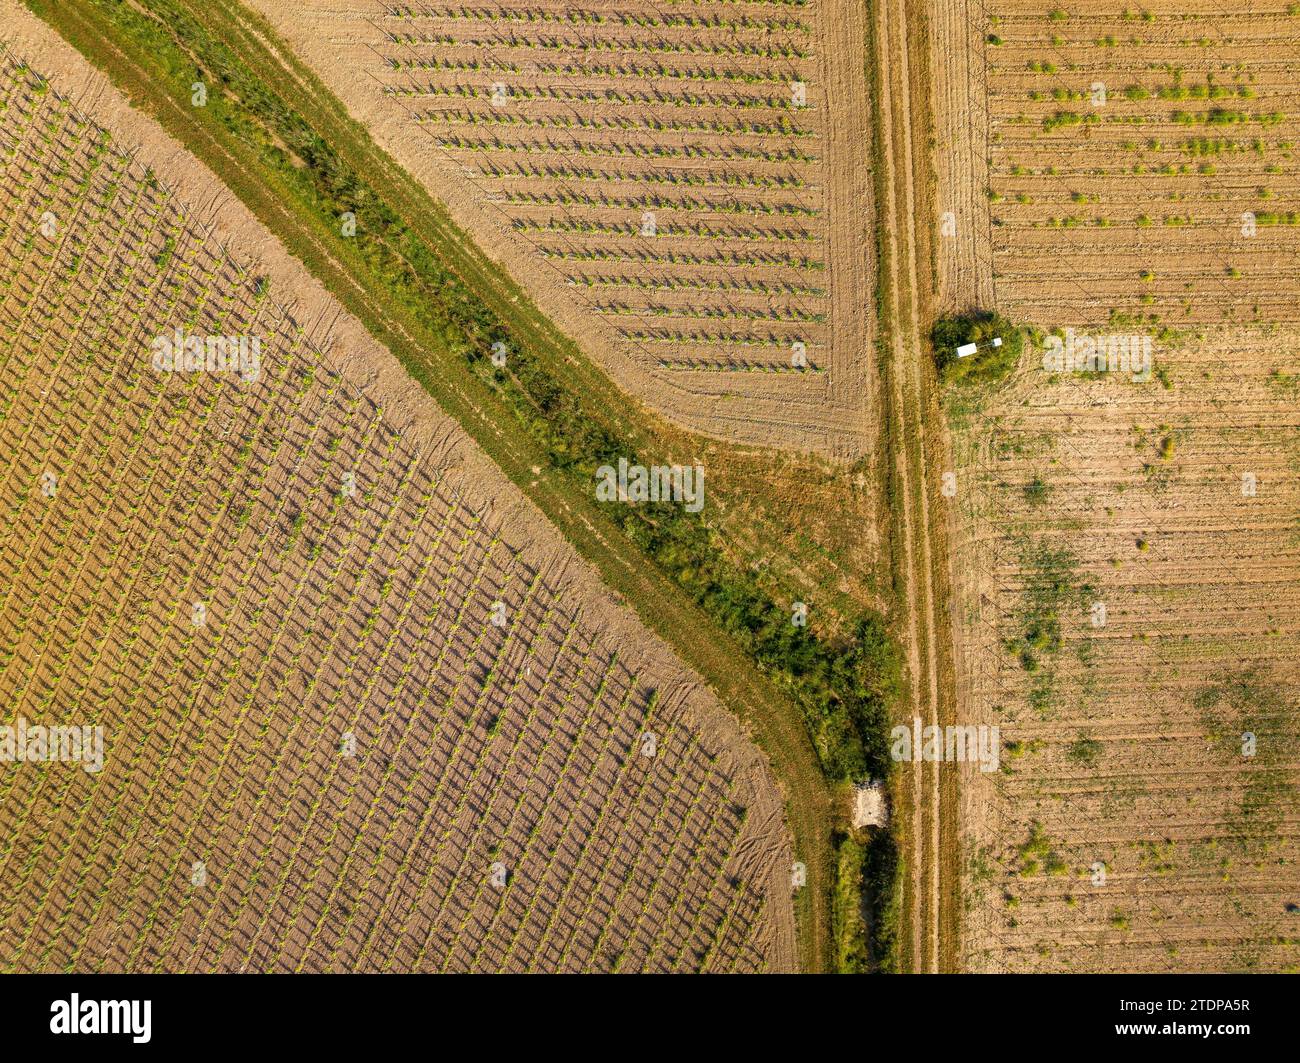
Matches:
[950,327,1300,972]
[934,1,1300,974]
[0,0,1296,1003]
[0,34,795,972]
[245,0,878,459]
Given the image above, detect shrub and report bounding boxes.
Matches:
[1023,476,1051,507]
[1067,732,1103,767]
[932,311,1024,388]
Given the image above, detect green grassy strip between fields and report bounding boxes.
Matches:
[859,0,904,972]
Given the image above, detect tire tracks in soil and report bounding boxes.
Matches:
[872,0,960,973]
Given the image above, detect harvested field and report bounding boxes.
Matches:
[930,0,995,314]
[939,1,1300,326]
[0,39,796,973]
[243,0,876,458]
[931,0,1300,974]
[950,329,1300,972]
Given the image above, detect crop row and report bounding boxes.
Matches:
[538,245,824,270]
[414,107,815,138]
[382,5,809,33]
[477,159,808,189]
[434,133,817,164]
[510,217,816,243]
[495,188,819,219]
[388,54,800,86]
[568,272,825,296]
[620,327,805,348]
[387,82,808,110]
[387,30,810,59]
[657,358,821,373]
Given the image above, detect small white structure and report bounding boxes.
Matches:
[852,780,889,828]
[955,336,1002,360]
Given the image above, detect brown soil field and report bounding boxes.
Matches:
[930,0,995,314]
[944,1,1300,327]
[949,329,1300,972]
[241,0,877,460]
[929,0,1300,974]
[0,15,797,973]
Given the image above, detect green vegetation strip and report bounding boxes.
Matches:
[858,0,905,972]
[1005,541,1093,719]
[26,0,899,971]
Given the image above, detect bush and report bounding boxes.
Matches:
[1067,732,1103,767]
[1023,476,1051,507]
[931,311,1024,388]
[863,828,901,970]
[832,834,869,972]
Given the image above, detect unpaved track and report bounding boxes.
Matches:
[872,0,960,972]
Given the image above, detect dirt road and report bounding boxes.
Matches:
[871,0,961,973]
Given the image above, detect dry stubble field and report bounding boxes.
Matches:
[247,0,877,459]
[0,47,796,973]
[952,331,1300,972]
[987,2,1300,324]
[931,2,1300,972]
